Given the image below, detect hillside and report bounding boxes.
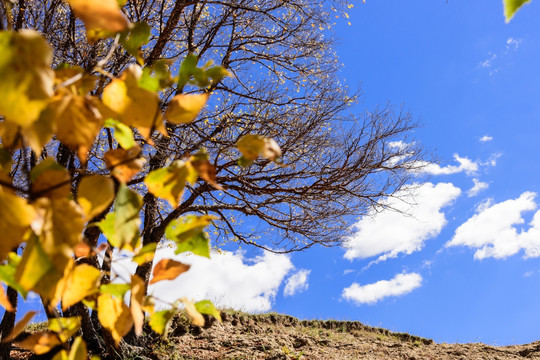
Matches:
[11,312,540,359]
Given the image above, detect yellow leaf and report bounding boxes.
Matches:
[237,134,282,165]
[181,298,205,327]
[97,293,133,345]
[149,259,190,285]
[104,145,145,183]
[61,264,101,310]
[2,310,36,342]
[65,0,130,33]
[130,275,145,336]
[0,190,35,261]
[30,158,71,199]
[52,350,68,360]
[0,285,14,312]
[48,317,81,342]
[21,104,56,157]
[102,65,165,140]
[165,93,209,124]
[132,243,157,265]
[77,175,115,221]
[144,159,197,207]
[68,336,87,360]
[54,95,104,163]
[0,30,54,127]
[14,332,61,355]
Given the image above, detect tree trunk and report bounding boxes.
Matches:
[0,286,18,358]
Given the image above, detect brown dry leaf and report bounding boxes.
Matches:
[149,259,190,285]
[130,275,145,336]
[30,158,71,199]
[74,242,92,258]
[14,332,61,355]
[2,311,36,342]
[0,285,14,312]
[102,65,165,140]
[181,297,205,327]
[104,145,145,183]
[165,93,209,124]
[65,0,130,34]
[191,151,222,190]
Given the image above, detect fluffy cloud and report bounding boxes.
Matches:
[113,248,294,313]
[467,178,489,197]
[479,135,493,142]
[283,269,311,297]
[446,192,540,259]
[419,154,478,176]
[342,272,422,305]
[344,182,461,262]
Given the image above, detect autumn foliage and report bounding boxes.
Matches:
[0,1,281,358]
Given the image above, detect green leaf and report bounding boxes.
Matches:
[177,54,199,90]
[195,300,222,322]
[148,309,176,336]
[104,118,136,149]
[139,60,173,92]
[144,159,198,208]
[164,215,217,258]
[68,337,87,360]
[99,184,142,251]
[504,0,531,22]
[99,283,131,298]
[132,243,157,265]
[119,22,151,65]
[206,66,230,84]
[0,254,27,298]
[48,316,81,342]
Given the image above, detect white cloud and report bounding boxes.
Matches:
[467,178,489,197]
[446,192,540,260]
[342,272,422,305]
[283,269,311,297]
[479,135,493,142]
[506,37,522,51]
[417,154,479,176]
[344,182,461,262]
[112,248,294,313]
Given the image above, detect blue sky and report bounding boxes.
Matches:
[13,0,540,347]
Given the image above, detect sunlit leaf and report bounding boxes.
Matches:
[0,254,28,298]
[0,190,36,261]
[120,22,151,65]
[139,60,173,92]
[30,158,71,199]
[181,298,205,327]
[195,300,222,322]
[99,283,131,298]
[177,54,199,90]
[54,66,97,95]
[21,104,56,157]
[504,0,531,22]
[98,184,142,251]
[78,175,115,221]
[237,135,282,167]
[164,215,216,258]
[206,66,231,84]
[0,30,54,126]
[104,118,136,149]
[102,65,165,139]
[14,235,53,292]
[61,264,101,310]
[0,285,14,312]
[144,159,197,207]
[48,317,81,342]
[14,332,61,355]
[191,149,222,189]
[132,243,157,265]
[68,336,87,360]
[52,350,68,360]
[54,94,104,163]
[130,275,145,336]
[104,145,145,183]
[149,259,190,285]
[148,309,175,336]
[97,293,133,344]
[2,311,36,342]
[65,0,130,34]
[165,93,208,124]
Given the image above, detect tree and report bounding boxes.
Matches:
[0,0,424,358]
